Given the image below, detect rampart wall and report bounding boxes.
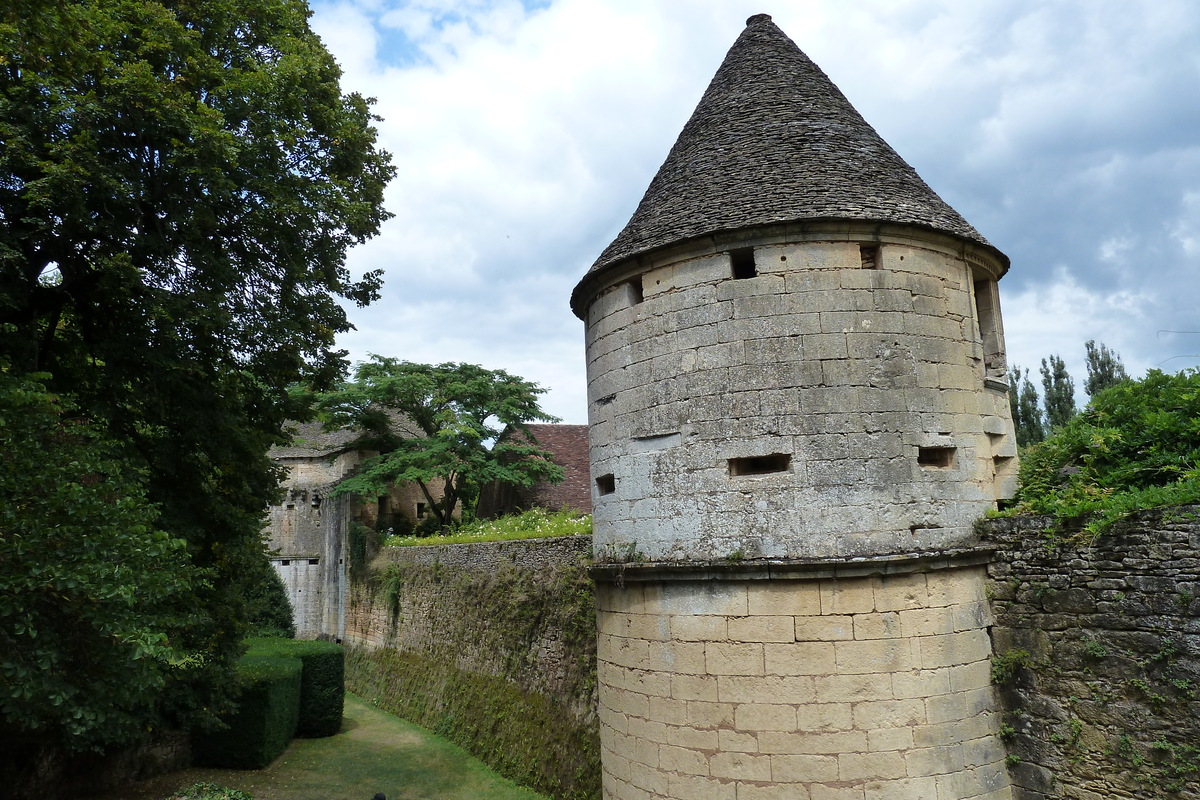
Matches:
[983,509,1200,799]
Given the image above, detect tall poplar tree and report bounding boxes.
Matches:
[1084,339,1130,397]
[1040,354,1077,430]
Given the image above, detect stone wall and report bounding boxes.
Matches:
[982,510,1200,799]
[343,535,600,800]
[594,557,1011,800]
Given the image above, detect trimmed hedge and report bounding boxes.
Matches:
[245,637,345,737]
[193,654,302,769]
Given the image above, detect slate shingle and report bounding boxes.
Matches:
[579,13,1006,290]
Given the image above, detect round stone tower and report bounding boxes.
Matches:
[573,15,1016,800]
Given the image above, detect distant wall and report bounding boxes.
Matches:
[344,535,600,800]
[982,509,1200,799]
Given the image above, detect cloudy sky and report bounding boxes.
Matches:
[307,0,1200,424]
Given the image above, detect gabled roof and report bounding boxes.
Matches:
[576,13,1006,300]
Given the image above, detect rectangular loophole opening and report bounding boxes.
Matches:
[308,558,319,565]
[596,473,616,495]
[917,447,956,468]
[860,244,880,269]
[728,453,791,477]
[624,279,644,306]
[730,247,757,279]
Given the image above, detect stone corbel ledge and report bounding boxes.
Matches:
[590,547,996,585]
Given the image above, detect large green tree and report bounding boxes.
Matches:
[0,0,392,753]
[317,358,565,528]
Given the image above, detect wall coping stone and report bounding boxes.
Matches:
[590,546,995,584]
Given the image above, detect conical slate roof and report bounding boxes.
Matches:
[579,13,1005,288]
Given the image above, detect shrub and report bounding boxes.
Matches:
[1004,369,1200,536]
[193,655,302,769]
[384,507,591,547]
[245,637,344,737]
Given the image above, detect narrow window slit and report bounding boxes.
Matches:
[918,447,956,468]
[730,247,757,279]
[625,279,644,306]
[729,453,791,476]
[596,474,616,495]
[860,245,880,269]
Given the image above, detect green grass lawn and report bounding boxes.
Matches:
[95,694,548,800]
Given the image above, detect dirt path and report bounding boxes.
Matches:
[94,694,548,800]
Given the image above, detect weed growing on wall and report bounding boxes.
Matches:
[384,508,591,547]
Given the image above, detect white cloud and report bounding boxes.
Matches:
[309,0,1200,422]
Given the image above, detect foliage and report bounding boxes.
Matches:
[1084,339,1130,397]
[0,372,201,752]
[318,358,564,528]
[0,0,392,754]
[991,649,1033,684]
[1008,365,1045,447]
[1041,353,1077,430]
[238,552,296,639]
[1005,369,1200,536]
[166,783,255,800]
[384,507,591,547]
[193,654,303,769]
[245,637,345,738]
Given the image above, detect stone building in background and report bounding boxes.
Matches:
[573,14,1017,799]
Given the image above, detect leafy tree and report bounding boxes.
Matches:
[1009,369,1200,536]
[318,358,565,529]
[1008,365,1045,447]
[0,0,392,752]
[1040,354,1077,430]
[0,372,200,753]
[1084,339,1130,397]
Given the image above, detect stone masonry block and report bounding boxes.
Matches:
[657,743,710,777]
[764,642,837,676]
[835,638,914,674]
[771,753,841,783]
[665,725,719,751]
[917,629,991,669]
[735,703,798,732]
[851,698,926,729]
[672,673,719,701]
[903,744,965,777]
[718,675,816,704]
[796,702,854,732]
[821,579,876,614]
[648,640,708,675]
[873,572,929,611]
[891,668,951,699]
[852,611,902,640]
[926,567,987,607]
[863,776,941,800]
[897,607,958,637]
[658,582,749,616]
[748,582,822,616]
[706,642,766,675]
[867,726,914,752]
[671,614,729,641]
[628,716,671,746]
[795,615,854,641]
[728,615,797,643]
[628,760,669,795]
[948,660,993,692]
[760,729,868,755]
[814,673,887,703]
[711,751,774,781]
[717,728,759,753]
[736,783,811,800]
[667,773,737,800]
[838,751,907,781]
[808,784,867,800]
[925,686,998,725]
[687,700,736,729]
[648,695,689,727]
